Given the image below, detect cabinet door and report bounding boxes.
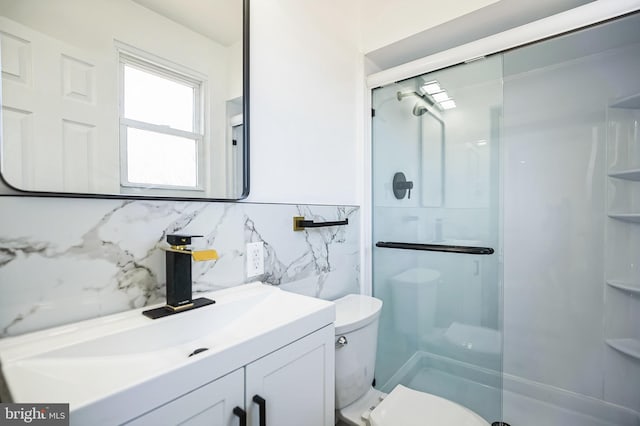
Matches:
[246,325,335,426]
[125,368,245,426]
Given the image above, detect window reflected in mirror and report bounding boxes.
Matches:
[120,53,203,190]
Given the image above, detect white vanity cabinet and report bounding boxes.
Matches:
[123,325,334,426]
[124,368,245,426]
[246,324,334,426]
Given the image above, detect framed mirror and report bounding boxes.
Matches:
[0,0,249,200]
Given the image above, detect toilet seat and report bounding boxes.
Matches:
[368,385,489,426]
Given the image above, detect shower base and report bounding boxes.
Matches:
[382,351,639,426]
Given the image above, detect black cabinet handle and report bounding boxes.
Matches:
[252,395,266,426]
[233,406,247,426]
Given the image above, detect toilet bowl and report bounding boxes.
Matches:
[334,293,489,426]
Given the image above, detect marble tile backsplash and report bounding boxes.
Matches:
[0,197,360,337]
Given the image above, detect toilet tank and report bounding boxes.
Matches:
[334,294,383,409]
[390,268,440,336]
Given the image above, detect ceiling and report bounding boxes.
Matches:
[131,0,242,46]
[366,0,596,70]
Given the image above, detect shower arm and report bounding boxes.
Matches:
[396,90,444,124]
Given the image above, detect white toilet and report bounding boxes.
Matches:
[390,268,440,337]
[333,294,489,426]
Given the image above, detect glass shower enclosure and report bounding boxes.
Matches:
[371,9,640,426]
[372,55,503,422]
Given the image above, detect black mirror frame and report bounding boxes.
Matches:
[0,0,250,202]
[241,0,250,199]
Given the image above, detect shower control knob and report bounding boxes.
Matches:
[393,172,413,200]
[336,336,348,348]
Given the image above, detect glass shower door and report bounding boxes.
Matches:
[371,55,503,423]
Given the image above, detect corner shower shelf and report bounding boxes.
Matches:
[605,92,640,366]
[606,280,640,295]
[610,92,640,109]
[608,213,640,223]
[608,169,640,181]
[606,338,640,361]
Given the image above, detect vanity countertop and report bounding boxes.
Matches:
[0,282,335,424]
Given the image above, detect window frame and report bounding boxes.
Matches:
[117,48,206,192]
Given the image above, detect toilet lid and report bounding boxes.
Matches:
[334,294,383,334]
[368,385,489,426]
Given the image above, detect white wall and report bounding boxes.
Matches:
[246,0,363,205]
[227,40,243,100]
[360,0,500,53]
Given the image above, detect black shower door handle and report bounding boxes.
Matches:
[376,241,494,255]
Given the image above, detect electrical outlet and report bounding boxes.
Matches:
[246,241,264,278]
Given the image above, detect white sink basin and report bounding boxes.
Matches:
[0,283,335,423]
[25,288,272,358]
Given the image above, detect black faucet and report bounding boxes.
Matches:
[143,234,218,319]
